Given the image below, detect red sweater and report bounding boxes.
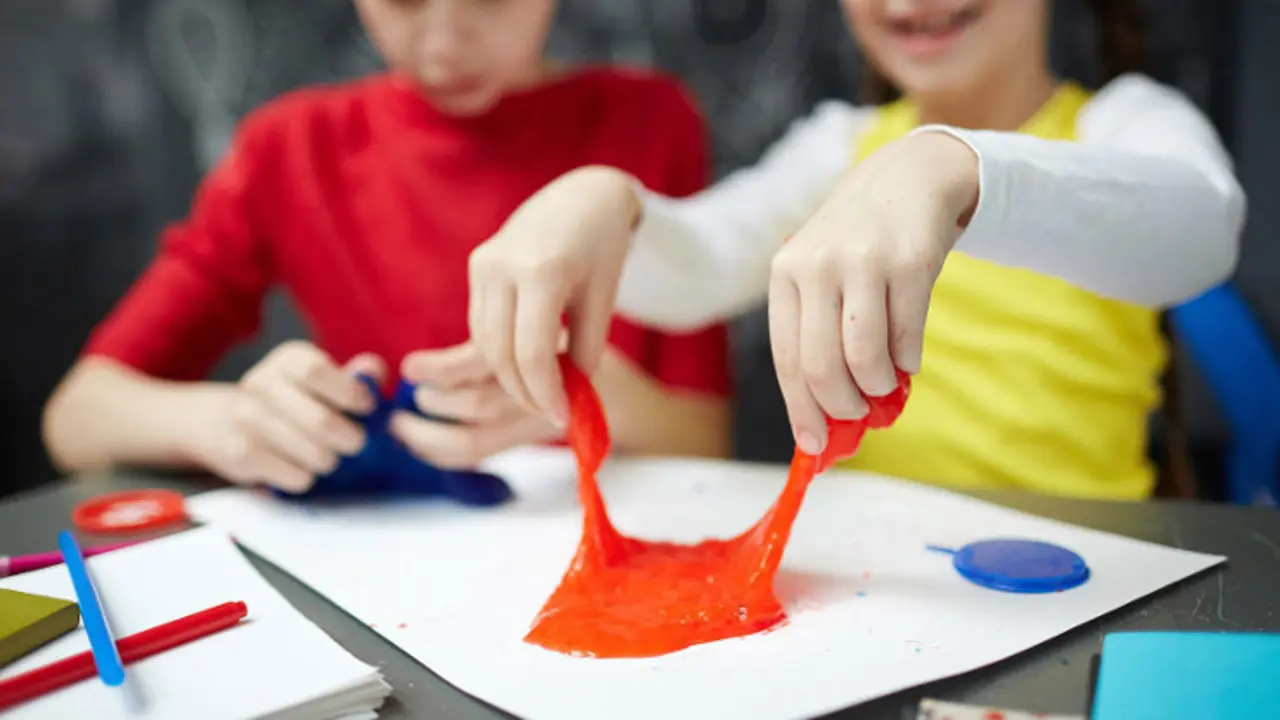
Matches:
[84,68,731,397]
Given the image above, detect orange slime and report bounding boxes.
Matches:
[524,357,910,659]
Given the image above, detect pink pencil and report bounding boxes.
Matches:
[0,541,143,578]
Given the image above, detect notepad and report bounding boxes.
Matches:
[1092,632,1280,720]
[0,527,391,719]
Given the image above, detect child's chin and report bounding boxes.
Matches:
[430,90,500,118]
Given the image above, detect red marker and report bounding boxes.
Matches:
[0,601,248,711]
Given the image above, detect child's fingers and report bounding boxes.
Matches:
[478,283,540,413]
[514,285,571,426]
[252,451,316,494]
[412,380,521,423]
[390,411,557,469]
[401,343,489,387]
[248,379,366,456]
[343,352,387,383]
[839,277,898,398]
[886,275,930,376]
[275,342,374,414]
[214,435,315,494]
[565,275,619,378]
[769,273,827,456]
[232,395,340,476]
[469,248,537,413]
[798,273,868,421]
[468,259,491,364]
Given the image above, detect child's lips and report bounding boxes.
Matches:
[430,78,484,99]
[886,4,981,60]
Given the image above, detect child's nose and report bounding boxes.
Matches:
[416,2,476,65]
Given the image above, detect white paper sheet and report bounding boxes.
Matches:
[0,526,390,720]
[188,448,1224,720]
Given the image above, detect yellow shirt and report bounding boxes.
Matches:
[838,83,1167,500]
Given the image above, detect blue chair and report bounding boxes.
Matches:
[1170,283,1280,505]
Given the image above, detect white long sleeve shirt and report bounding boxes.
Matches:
[614,74,1246,332]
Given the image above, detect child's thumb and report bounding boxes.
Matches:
[343,353,387,382]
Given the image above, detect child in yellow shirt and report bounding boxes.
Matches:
[463,0,1244,499]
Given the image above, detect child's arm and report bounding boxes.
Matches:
[43,359,232,472]
[467,91,866,427]
[44,346,377,490]
[614,101,874,331]
[43,109,378,489]
[614,76,1243,327]
[43,117,276,472]
[594,348,730,459]
[913,74,1243,308]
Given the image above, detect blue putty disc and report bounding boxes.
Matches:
[950,538,1090,594]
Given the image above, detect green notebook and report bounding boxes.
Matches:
[0,588,80,667]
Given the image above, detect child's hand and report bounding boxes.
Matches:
[393,342,561,469]
[195,341,383,492]
[770,131,978,455]
[468,166,641,426]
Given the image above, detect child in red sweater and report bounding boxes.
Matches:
[41,0,731,493]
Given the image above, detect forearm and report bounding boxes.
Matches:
[42,358,229,472]
[930,128,1243,307]
[592,349,731,459]
[614,102,866,331]
[915,78,1245,308]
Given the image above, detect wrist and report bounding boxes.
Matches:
[167,383,238,466]
[569,165,643,234]
[908,129,980,228]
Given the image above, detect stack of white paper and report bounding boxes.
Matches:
[0,526,390,720]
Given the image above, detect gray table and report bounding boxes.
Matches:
[3,473,1278,719]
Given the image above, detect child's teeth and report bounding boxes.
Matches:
[915,16,951,33]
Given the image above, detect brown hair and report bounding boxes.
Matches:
[860,0,1197,497]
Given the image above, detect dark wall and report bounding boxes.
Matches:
[1233,1,1280,324]
[1,0,1271,498]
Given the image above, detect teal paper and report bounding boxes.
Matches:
[1092,632,1280,720]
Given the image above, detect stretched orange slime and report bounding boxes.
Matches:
[524,357,910,658]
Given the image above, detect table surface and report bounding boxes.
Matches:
[3,471,1278,720]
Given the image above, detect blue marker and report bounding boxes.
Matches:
[57,531,126,686]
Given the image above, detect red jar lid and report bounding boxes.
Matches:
[72,489,188,534]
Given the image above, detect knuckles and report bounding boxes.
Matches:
[470,243,569,284]
[245,340,325,388]
[841,336,887,373]
[229,393,258,425]
[218,431,258,477]
[799,351,844,387]
[772,233,940,282]
[304,406,347,439]
[296,353,335,388]
[514,343,553,374]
